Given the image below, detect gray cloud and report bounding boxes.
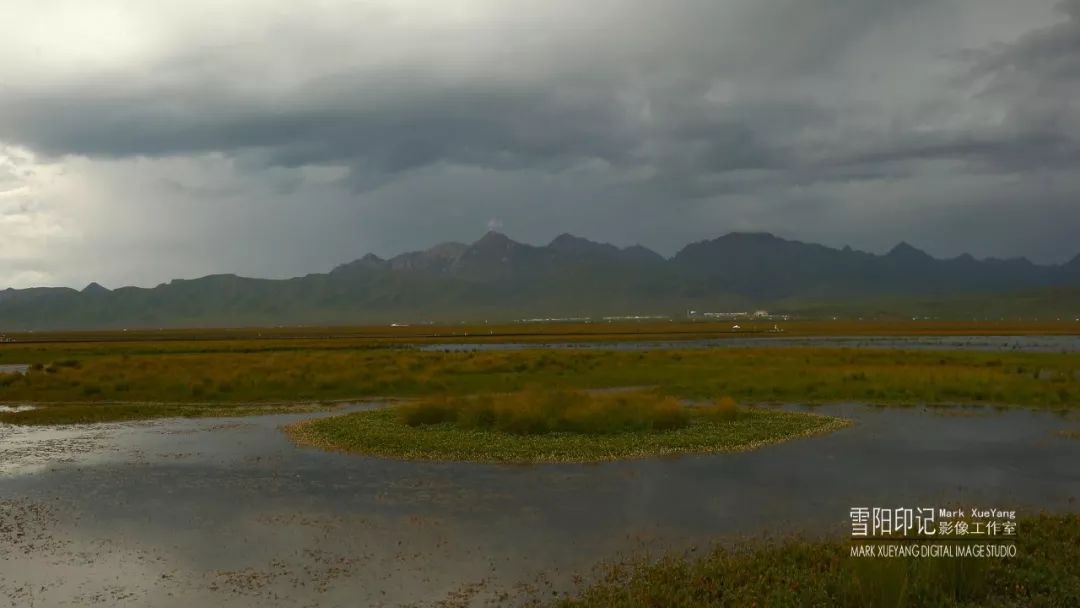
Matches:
[972,0,1080,138]
[0,0,1077,288]
[0,1,940,174]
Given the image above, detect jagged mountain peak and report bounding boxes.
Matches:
[460,231,532,259]
[548,233,620,255]
[549,233,596,247]
[674,231,802,259]
[473,230,518,247]
[711,231,786,245]
[383,242,468,274]
[887,241,931,259]
[724,231,780,239]
[330,253,386,275]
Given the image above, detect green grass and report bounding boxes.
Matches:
[397,389,708,435]
[545,513,1080,607]
[284,395,848,463]
[2,338,1079,425]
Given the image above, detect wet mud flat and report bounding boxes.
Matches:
[1,404,1078,607]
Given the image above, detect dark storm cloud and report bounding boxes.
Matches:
[815,132,1080,176]
[0,0,937,188]
[0,69,809,193]
[971,0,1080,139]
[0,77,629,170]
[2,0,1079,288]
[830,0,1080,175]
[976,0,1080,85]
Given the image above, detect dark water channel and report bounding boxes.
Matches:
[418,334,1080,353]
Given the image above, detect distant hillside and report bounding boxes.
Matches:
[3,231,1080,329]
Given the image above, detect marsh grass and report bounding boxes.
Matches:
[3,339,1079,425]
[698,395,739,422]
[285,396,847,463]
[2,346,1078,407]
[546,514,1080,607]
[398,389,690,435]
[846,556,993,607]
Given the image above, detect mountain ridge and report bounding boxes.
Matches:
[2,231,1079,329]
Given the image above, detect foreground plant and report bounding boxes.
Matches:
[544,513,1080,608]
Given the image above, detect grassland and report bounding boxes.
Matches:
[545,513,1080,608]
[284,391,847,463]
[2,329,1080,424]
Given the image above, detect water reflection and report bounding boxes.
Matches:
[1,404,1078,606]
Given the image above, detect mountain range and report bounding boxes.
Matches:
[3,231,1080,329]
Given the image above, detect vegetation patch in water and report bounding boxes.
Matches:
[285,390,846,463]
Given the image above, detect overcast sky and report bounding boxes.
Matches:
[2,0,1079,288]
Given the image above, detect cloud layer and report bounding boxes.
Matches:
[1,0,1077,288]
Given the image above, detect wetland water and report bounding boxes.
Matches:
[418,334,1080,353]
[1,404,1078,607]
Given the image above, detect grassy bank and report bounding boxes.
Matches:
[0,402,340,425]
[284,394,847,463]
[1,342,1079,422]
[545,513,1080,607]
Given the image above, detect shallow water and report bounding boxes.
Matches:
[419,334,1080,353]
[0,405,35,413]
[1,404,1077,607]
[0,364,29,375]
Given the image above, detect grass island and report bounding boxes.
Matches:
[284,389,850,463]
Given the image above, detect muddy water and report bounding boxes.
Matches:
[1,404,1078,607]
[419,334,1080,353]
[0,365,29,375]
